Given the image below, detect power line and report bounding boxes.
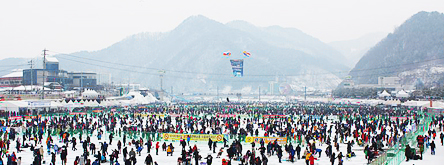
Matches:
[49,50,444,77]
[0,64,29,68]
[56,54,436,83]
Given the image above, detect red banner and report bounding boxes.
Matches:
[8,116,22,120]
[390,117,408,121]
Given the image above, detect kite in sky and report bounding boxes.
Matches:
[243,51,251,57]
[223,51,231,56]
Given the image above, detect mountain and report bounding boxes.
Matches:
[0,58,32,77]
[226,20,348,67]
[349,11,444,86]
[0,15,349,93]
[329,32,387,67]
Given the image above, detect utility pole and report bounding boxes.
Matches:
[304,86,307,101]
[259,86,261,102]
[28,60,33,93]
[81,72,83,93]
[217,86,219,101]
[42,49,47,100]
[159,70,165,91]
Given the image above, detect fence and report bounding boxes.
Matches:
[371,114,432,165]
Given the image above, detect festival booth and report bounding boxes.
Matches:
[384,99,401,106]
[362,99,385,106]
[379,90,391,98]
[63,100,83,112]
[26,100,54,115]
[402,101,430,107]
[82,89,99,99]
[396,90,409,98]
[421,101,444,109]
[0,101,29,116]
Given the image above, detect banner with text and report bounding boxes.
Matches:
[217,114,237,118]
[262,115,287,118]
[245,136,287,145]
[163,133,224,142]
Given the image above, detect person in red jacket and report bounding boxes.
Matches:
[309,154,315,165]
[155,142,160,155]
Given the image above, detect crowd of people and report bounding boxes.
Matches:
[0,102,441,165]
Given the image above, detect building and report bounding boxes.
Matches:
[344,76,405,91]
[378,77,401,86]
[22,57,98,90]
[0,69,23,88]
[69,72,97,89]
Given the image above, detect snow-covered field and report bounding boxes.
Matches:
[5,113,443,165]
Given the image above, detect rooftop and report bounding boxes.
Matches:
[1,69,23,78]
[45,57,59,63]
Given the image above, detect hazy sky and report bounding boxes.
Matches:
[1,0,443,60]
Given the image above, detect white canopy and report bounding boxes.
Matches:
[396,90,409,98]
[82,89,99,99]
[50,101,64,108]
[0,101,28,112]
[402,101,429,107]
[384,99,401,106]
[379,90,391,97]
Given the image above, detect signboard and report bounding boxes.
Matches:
[245,136,287,145]
[69,112,87,116]
[135,113,165,118]
[262,115,286,118]
[169,114,189,118]
[428,108,444,114]
[217,114,236,118]
[8,116,22,120]
[230,59,243,77]
[24,115,42,119]
[27,101,51,107]
[162,133,224,142]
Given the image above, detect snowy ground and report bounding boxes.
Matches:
[7,115,444,165]
[13,135,370,165]
[400,139,444,165]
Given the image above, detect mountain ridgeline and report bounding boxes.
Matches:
[47,15,349,93]
[349,11,444,87]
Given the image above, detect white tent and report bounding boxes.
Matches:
[402,101,429,107]
[91,100,100,107]
[99,100,109,107]
[145,93,158,103]
[0,101,28,112]
[50,101,64,109]
[384,99,401,106]
[85,100,99,107]
[379,90,391,98]
[124,92,158,105]
[82,89,99,99]
[396,90,409,98]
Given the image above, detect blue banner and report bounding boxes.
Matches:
[230,59,243,77]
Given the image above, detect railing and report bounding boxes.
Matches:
[371,114,432,165]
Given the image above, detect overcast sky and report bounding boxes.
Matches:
[1,0,443,60]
